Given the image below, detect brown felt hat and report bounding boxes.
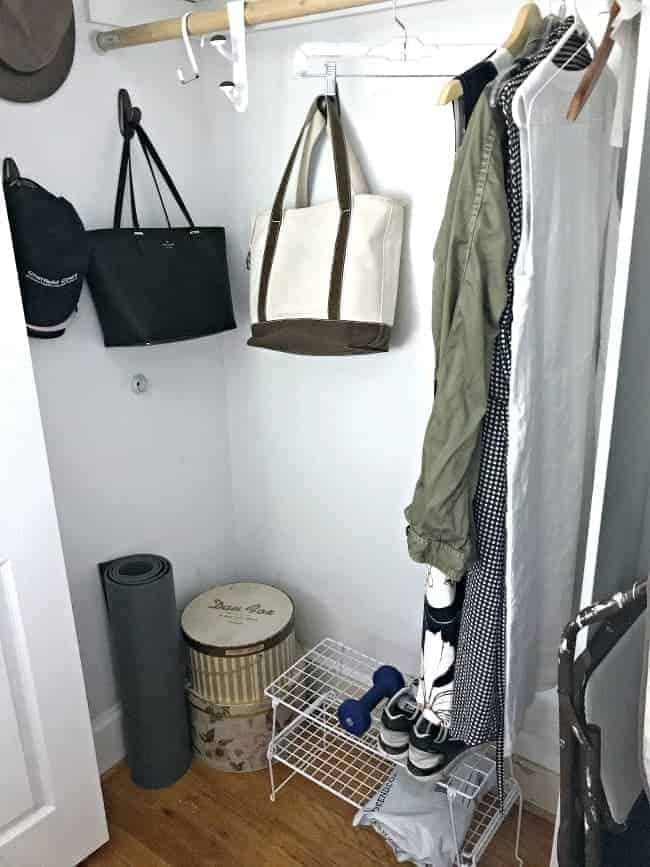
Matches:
[0,0,75,103]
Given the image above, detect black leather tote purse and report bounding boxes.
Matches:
[87,90,235,347]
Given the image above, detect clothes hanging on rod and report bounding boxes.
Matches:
[408,10,546,770]
[437,3,545,108]
[404,15,601,800]
[405,88,511,785]
[452,58,499,150]
[406,20,591,797]
[404,90,511,584]
[448,48,517,149]
[504,34,619,744]
[403,17,581,582]
[458,60,501,120]
[409,20,593,797]
[458,16,593,758]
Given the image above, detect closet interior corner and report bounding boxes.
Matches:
[1,1,649,866]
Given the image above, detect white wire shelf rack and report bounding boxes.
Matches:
[438,744,523,866]
[265,636,410,763]
[265,638,523,866]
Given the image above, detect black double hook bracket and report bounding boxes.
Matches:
[118,88,142,140]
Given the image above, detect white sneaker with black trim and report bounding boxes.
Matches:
[407,715,470,782]
[377,681,420,759]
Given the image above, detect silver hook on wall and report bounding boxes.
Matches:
[177,11,200,84]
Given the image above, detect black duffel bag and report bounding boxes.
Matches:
[87,90,235,347]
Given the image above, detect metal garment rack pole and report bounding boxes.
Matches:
[96,0,397,51]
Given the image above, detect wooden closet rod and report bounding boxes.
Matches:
[96,0,385,51]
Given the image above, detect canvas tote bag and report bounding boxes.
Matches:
[248,97,404,355]
[87,96,235,347]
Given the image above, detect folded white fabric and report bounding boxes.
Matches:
[353,766,479,867]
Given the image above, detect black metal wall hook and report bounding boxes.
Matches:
[317,85,340,119]
[2,157,20,185]
[118,88,142,140]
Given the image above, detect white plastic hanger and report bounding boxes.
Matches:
[294,0,493,82]
[538,0,595,69]
[512,1,594,279]
[202,1,248,112]
[438,3,544,106]
[490,0,595,108]
[177,11,200,84]
[367,0,436,61]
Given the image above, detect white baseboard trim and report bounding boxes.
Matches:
[89,700,560,817]
[92,703,125,775]
[513,754,560,818]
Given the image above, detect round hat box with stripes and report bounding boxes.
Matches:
[181,582,297,771]
[185,687,292,773]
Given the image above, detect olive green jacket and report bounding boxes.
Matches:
[405,92,511,581]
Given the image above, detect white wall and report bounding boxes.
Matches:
[0,0,234,768]
[3,0,612,778]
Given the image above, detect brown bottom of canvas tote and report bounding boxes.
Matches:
[248,319,391,356]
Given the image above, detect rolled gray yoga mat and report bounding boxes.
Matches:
[100,554,191,788]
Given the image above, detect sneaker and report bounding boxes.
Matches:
[407,715,470,781]
[377,681,420,759]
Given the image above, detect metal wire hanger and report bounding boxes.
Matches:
[294,0,495,83]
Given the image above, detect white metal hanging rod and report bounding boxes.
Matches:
[95,0,436,52]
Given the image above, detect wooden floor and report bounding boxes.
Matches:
[83,760,553,867]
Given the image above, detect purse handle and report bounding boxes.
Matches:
[294,105,368,209]
[113,91,196,231]
[257,97,365,322]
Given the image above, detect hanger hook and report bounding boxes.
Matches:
[391,0,408,58]
[177,11,200,84]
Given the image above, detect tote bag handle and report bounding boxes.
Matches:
[295,104,368,209]
[258,97,366,322]
[113,118,196,231]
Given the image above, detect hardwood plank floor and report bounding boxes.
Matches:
[83,761,553,867]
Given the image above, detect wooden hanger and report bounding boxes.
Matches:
[566,2,620,122]
[437,3,544,106]
[437,77,463,105]
[503,2,544,56]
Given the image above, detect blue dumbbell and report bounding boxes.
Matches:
[338,666,405,736]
